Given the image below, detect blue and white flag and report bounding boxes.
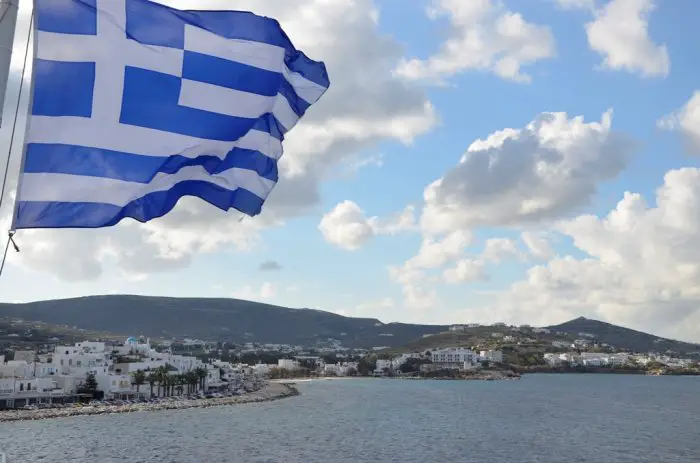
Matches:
[12,0,329,229]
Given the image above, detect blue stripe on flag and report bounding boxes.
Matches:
[23,143,280,183]
[124,0,330,88]
[119,66,285,142]
[125,0,289,50]
[278,79,312,116]
[182,51,283,97]
[16,0,330,230]
[285,50,331,91]
[36,0,98,35]
[32,60,95,117]
[182,52,310,118]
[15,182,266,229]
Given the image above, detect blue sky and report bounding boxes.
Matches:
[1,0,700,342]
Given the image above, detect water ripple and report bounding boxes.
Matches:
[2,375,699,463]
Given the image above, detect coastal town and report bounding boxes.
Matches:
[1,317,699,421]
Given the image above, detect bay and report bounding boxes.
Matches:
[1,374,698,463]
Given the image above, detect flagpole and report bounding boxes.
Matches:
[0,2,33,277]
[8,3,34,233]
[0,0,18,128]
[0,0,19,211]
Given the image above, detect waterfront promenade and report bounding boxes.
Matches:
[0,382,298,422]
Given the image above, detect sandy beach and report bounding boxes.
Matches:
[0,382,299,423]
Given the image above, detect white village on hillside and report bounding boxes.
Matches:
[1,320,698,410]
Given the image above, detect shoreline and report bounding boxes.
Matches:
[512,367,700,376]
[0,383,299,423]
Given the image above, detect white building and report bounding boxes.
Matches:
[431,348,478,366]
[544,353,579,366]
[0,361,32,378]
[250,364,273,375]
[277,359,298,370]
[0,377,55,395]
[479,350,504,363]
[13,350,36,363]
[52,344,111,377]
[96,374,133,395]
[375,359,392,371]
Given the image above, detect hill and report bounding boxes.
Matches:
[0,295,447,348]
[546,317,700,355]
[388,318,700,358]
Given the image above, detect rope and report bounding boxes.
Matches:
[0,8,31,212]
[0,6,30,278]
[0,230,14,278]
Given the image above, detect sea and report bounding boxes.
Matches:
[1,374,698,463]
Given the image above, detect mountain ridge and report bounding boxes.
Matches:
[0,295,448,348]
[0,295,697,353]
[546,316,699,354]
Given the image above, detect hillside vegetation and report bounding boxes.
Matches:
[0,295,447,348]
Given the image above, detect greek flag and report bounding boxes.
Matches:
[12,0,329,229]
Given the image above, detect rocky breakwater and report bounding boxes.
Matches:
[399,370,522,381]
[0,383,299,423]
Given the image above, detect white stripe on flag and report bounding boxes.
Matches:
[179,79,300,131]
[20,166,276,206]
[184,25,326,105]
[27,116,283,160]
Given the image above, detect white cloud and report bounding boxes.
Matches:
[346,153,385,174]
[231,281,277,302]
[402,284,438,310]
[319,200,416,250]
[520,231,555,260]
[553,0,595,10]
[388,109,633,311]
[481,237,521,263]
[585,0,669,77]
[444,259,488,284]
[657,91,700,155]
[487,168,700,342]
[395,0,556,83]
[420,109,633,236]
[405,230,472,269]
[0,0,438,281]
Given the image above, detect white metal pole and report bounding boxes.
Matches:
[8,5,33,232]
[0,0,18,127]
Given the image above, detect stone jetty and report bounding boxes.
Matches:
[0,382,299,423]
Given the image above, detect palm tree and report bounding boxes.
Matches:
[176,374,185,396]
[195,367,208,393]
[146,372,157,397]
[132,370,146,393]
[166,374,175,397]
[186,371,198,394]
[154,366,169,396]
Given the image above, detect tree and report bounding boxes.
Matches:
[195,366,208,392]
[84,372,98,391]
[146,372,157,396]
[132,370,146,393]
[399,358,430,374]
[186,371,199,394]
[357,357,376,376]
[345,367,357,377]
[154,366,170,396]
[176,374,186,395]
